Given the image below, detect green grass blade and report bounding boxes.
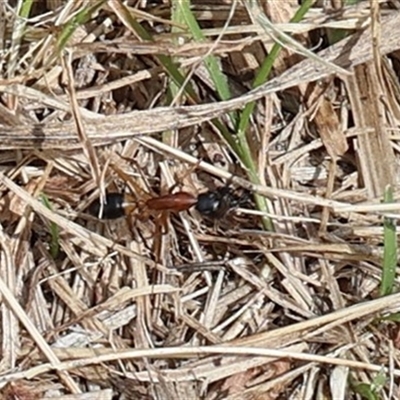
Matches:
[7,0,35,74]
[352,383,379,400]
[246,0,350,76]
[238,0,314,136]
[352,368,386,400]
[167,1,242,160]
[382,312,400,322]
[56,1,106,52]
[178,0,232,102]
[177,0,237,127]
[112,0,200,103]
[380,186,397,296]
[234,0,315,231]
[20,0,34,19]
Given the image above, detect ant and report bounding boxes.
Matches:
[88,185,244,221]
[88,156,248,226]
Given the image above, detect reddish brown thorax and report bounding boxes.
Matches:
[145,192,197,212]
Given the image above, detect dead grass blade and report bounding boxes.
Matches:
[2,2,400,398]
[0,10,399,150]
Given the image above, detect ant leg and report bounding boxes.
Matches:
[113,153,155,197]
[116,152,144,173]
[156,211,169,235]
[160,159,202,194]
[134,217,166,263]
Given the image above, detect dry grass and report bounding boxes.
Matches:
[1,0,400,399]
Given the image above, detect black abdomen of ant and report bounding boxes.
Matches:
[88,193,126,220]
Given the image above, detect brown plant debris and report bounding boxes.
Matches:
[1,1,400,399]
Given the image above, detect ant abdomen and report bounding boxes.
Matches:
[88,192,126,220]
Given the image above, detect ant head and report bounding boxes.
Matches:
[195,185,240,218]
